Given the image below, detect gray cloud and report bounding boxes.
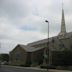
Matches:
[0,0,72,53]
[0,0,31,18]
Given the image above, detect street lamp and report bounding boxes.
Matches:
[45,20,51,65]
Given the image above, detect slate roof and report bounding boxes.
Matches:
[27,36,59,46]
[27,32,72,46]
[11,32,72,53]
[27,39,48,46]
[17,44,44,52]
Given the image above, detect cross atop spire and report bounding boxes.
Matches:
[59,1,66,36]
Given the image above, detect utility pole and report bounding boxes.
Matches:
[43,20,49,65]
[45,20,51,65]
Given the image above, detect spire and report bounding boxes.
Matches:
[59,2,66,36]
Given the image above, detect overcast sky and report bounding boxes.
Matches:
[0,0,72,53]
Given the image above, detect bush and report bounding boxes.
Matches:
[52,51,72,66]
[40,64,56,69]
[20,64,30,67]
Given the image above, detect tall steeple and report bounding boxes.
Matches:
[59,2,66,36]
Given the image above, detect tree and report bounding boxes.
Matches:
[0,54,9,62]
[52,51,72,66]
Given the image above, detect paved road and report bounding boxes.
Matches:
[0,65,72,72]
[0,65,47,72]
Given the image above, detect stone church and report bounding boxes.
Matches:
[9,6,72,66]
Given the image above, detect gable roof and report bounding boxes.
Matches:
[27,36,57,46]
[10,44,44,53]
[10,32,72,53]
[27,32,72,46]
[19,44,44,52]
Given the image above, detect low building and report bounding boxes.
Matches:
[9,5,72,66]
[9,44,44,66]
[27,32,72,65]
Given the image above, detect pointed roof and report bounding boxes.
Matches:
[10,44,44,53]
[59,4,66,36]
[19,44,44,52]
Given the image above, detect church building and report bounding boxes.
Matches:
[9,5,72,66]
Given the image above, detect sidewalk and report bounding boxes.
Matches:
[2,65,72,72]
[2,65,46,71]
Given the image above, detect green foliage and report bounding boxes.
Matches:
[0,54,9,62]
[20,64,31,67]
[52,51,72,66]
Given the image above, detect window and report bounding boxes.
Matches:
[15,53,21,60]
